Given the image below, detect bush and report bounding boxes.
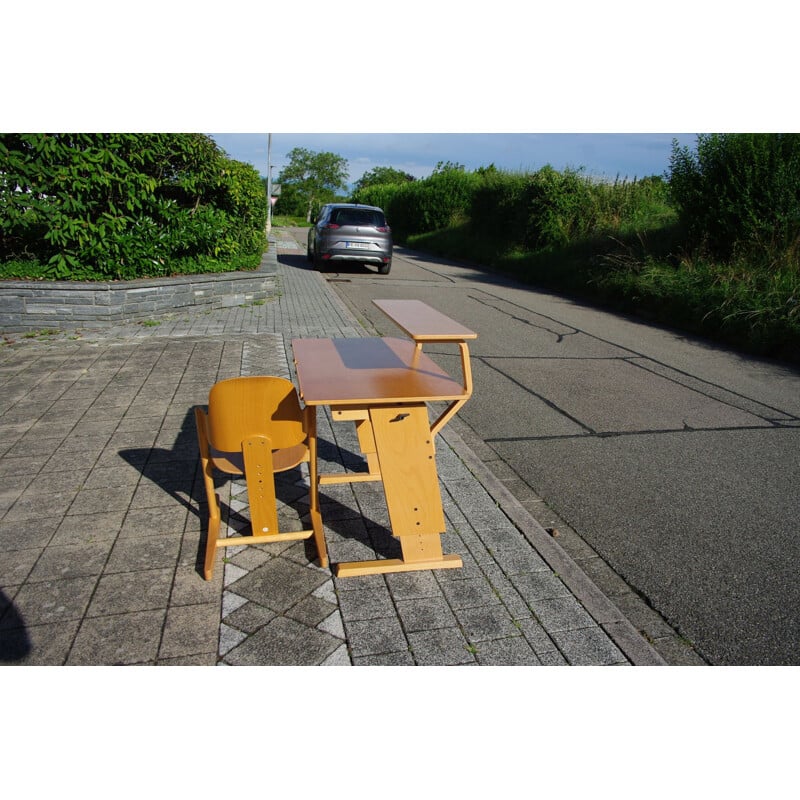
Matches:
[0,133,267,280]
[669,133,800,267]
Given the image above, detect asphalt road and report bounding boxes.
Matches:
[286,229,800,665]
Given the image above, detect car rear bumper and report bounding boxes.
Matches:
[325,247,391,265]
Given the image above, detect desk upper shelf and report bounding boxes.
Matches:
[373,299,477,343]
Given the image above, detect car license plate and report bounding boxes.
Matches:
[346,241,370,249]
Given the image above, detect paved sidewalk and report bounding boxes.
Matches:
[0,231,665,665]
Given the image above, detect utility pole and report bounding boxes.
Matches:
[266,133,273,236]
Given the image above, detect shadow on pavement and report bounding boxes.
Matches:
[0,591,32,663]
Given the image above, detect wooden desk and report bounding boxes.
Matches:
[292,300,477,577]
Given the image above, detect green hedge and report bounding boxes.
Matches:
[0,133,267,280]
[349,141,799,362]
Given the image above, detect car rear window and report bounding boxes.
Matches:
[331,208,385,227]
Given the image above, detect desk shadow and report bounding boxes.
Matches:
[118,408,395,574]
[0,590,32,663]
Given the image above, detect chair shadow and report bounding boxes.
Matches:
[118,407,397,577]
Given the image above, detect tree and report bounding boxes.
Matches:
[277,147,348,221]
[352,166,415,193]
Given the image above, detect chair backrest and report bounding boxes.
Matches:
[207,376,306,453]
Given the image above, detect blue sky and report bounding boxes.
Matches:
[209,132,699,184]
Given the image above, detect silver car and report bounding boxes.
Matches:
[307,203,393,274]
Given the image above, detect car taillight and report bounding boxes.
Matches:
[325,223,340,229]
[376,225,390,232]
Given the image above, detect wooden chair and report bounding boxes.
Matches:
[194,376,328,580]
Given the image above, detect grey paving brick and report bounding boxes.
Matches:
[6,575,96,626]
[511,571,572,603]
[516,616,559,655]
[87,568,173,616]
[396,596,457,632]
[27,540,112,582]
[457,604,523,644]
[474,636,542,666]
[51,512,125,545]
[67,609,165,665]
[105,532,182,573]
[337,585,396,621]
[224,616,340,665]
[0,548,40,585]
[438,576,502,610]
[407,627,476,665]
[0,619,80,666]
[531,596,596,634]
[385,569,441,600]
[160,602,221,660]
[352,650,415,665]
[345,616,408,658]
[549,626,629,666]
[287,593,339,627]
[227,557,328,613]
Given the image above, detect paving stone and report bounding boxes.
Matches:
[223,616,340,665]
[171,566,223,606]
[531,596,596,634]
[549,626,629,666]
[104,532,182,573]
[0,548,40,584]
[228,557,328,613]
[474,636,542,666]
[5,575,96,626]
[70,486,136,514]
[287,594,338,627]
[384,569,441,600]
[219,622,248,655]
[27,540,112,582]
[0,619,80,666]
[318,609,346,639]
[438,577,502,610]
[352,650,414,666]
[51,512,126,545]
[456,604,523,643]
[86,568,173,616]
[490,544,550,575]
[511,571,572,602]
[407,627,476,666]
[321,643,352,665]
[160,602,221,660]
[538,649,569,666]
[337,585,395,621]
[395,596,457,632]
[516,616,559,655]
[345,616,408,658]
[67,609,165,665]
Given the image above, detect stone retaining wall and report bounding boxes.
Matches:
[0,258,277,333]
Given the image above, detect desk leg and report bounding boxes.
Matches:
[335,403,462,578]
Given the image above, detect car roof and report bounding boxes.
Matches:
[327,203,383,211]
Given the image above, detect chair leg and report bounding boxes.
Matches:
[195,407,222,581]
[306,407,329,568]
